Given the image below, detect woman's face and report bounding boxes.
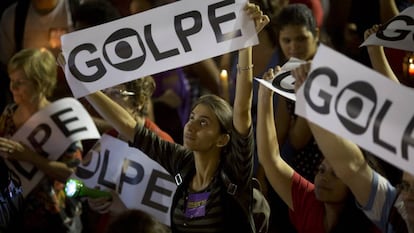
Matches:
[9,69,37,105]
[314,160,350,203]
[278,24,319,61]
[183,104,227,153]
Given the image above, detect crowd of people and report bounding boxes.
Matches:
[0,0,413,232]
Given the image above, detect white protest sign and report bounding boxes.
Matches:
[61,0,258,98]
[74,134,176,226]
[6,98,100,197]
[295,44,414,175]
[361,6,414,52]
[255,57,305,101]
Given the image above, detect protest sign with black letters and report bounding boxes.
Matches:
[361,6,414,52]
[61,0,258,98]
[6,98,100,197]
[295,44,414,176]
[73,134,176,226]
[255,57,305,101]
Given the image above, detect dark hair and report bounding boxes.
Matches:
[273,3,318,62]
[191,94,233,135]
[106,209,170,233]
[274,3,317,37]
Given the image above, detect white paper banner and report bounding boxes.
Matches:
[255,57,306,101]
[61,0,257,98]
[73,134,176,226]
[296,44,414,175]
[6,98,100,197]
[361,6,414,52]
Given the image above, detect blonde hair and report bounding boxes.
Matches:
[8,48,57,97]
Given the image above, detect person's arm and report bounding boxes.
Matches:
[364,24,400,83]
[233,3,269,136]
[379,0,399,23]
[307,123,373,205]
[292,62,373,206]
[233,47,252,136]
[275,98,313,151]
[0,137,78,182]
[85,91,142,142]
[257,68,295,209]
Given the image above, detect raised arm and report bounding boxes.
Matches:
[257,68,295,209]
[85,91,142,142]
[307,122,373,205]
[233,3,269,136]
[379,0,399,23]
[292,62,373,206]
[364,24,399,83]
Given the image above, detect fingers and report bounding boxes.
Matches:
[88,196,113,214]
[258,68,276,97]
[0,137,20,156]
[364,24,381,41]
[291,62,311,92]
[244,2,270,33]
[262,68,275,81]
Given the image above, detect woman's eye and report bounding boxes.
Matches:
[200,120,207,127]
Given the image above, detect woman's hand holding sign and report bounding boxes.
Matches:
[291,61,311,92]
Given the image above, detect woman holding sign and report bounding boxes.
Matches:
[0,48,83,232]
[84,3,269,233]
[256,66,380,232]
[289,60,410,232]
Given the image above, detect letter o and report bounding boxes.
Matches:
[335,81,377,134]
[103,28,146,71]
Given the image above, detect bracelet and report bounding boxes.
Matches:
[237,64,254,73]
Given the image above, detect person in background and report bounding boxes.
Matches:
[290,22,413,229]
[256,65,379,233]
[256,4,323,233]
[0,48,83,232]
[100,77,174,143]
[62,2,175,232]
[0,0,80,104]
[272,2,323,184]
[0,0,75,64]
[82,77,175,233]
[81,3,269,232]
[325,0,413,87]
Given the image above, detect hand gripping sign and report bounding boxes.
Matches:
[6,98,100,197]
[295,44,414,176]
[254,57,306,101]
[61,0,258,98]
[361,6,414,52]
[73,134,176,226]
